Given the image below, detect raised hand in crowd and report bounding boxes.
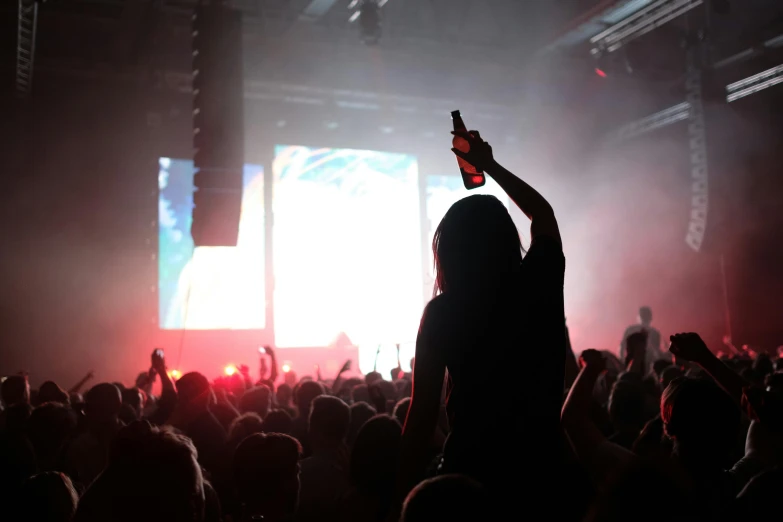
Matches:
[670,332,713,364]
[330,359,352,395]
[670,332,749,405]
[68,371,95,395]
[451,128,560,243]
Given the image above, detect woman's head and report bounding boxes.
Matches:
[433,195,521,294]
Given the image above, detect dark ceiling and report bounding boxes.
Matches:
[0,0,587,111]
[3,0,783,114]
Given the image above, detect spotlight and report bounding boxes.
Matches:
[224,365,237,376]
[168,369,182,380]
[282,363,292,373]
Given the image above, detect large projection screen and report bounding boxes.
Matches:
[158,158,266,330]
[272,145,422,358]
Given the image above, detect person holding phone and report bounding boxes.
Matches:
[398,130,565,511]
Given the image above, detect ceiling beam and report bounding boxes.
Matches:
[539,0,657,54]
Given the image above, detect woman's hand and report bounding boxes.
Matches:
[451,129,561,243]
[451,130,494,173]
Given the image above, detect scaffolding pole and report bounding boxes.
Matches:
[16,0,39,98]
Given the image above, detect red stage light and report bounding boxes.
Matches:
[471,175,483,185]
[224,365,237,376]
[595,68,607,78]
[282,363,291,373]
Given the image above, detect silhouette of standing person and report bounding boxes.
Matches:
[620,306,664,365]
[398,130,566,509]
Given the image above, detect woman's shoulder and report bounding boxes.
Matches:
[420,294,453,330]
[423,293,477,324]
[522,234,565,282]
[524,235,564,262]
[419,294,471,344]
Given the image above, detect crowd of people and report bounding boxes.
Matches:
[2,131,783,522]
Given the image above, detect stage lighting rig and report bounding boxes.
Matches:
[605,102,692,142]
[16,0,41,98]
[590,0,704,57]
[726,64,783,102]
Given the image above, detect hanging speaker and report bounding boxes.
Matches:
[191,2,244,247]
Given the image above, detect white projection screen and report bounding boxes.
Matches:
[272,145,423,363]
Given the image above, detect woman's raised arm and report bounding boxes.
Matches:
[451,130,561,245]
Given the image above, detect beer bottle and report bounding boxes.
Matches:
[451,110,485,189]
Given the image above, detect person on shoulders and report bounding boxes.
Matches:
[398,129,566,510]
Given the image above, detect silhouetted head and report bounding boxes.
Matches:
[119,388,144,424]
[84,383,122,425]
[294,381,325,416]
[239,385,272,418]
[365,371,383,386]
[18,472,78,522]
[377,380,397,402]
[27,402,77,471]
[351,383,370,404]
[233,433,301,520]
[347,402,376,447]
[75,421,204,522]
[263,409,293,435]
[401,475,488,522]
[392,397,411,426]
[652,360,672,379]
[1,403,32,437]
[395,379,412,399]
[176,372,212,411]
[121,387,144,413]
[638,306,653,326]
[608,381,646,431]
[659,366,684,390]
[309,396,349,451]
[433,195,521,295]
[227,413,264,449]
[37,381,69,406]
[661,377,739,469]
[276,383,293,405]
[350,415,401,496]
[2,375,30,407]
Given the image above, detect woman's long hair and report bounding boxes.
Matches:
[432,195,523,296]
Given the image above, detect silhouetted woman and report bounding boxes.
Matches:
[399,130,566,507]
